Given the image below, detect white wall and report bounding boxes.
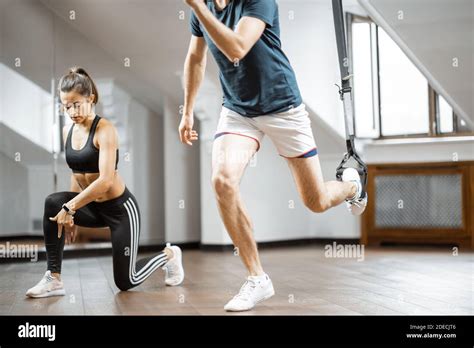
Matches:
[163,97,201,244]
[127,98,165,245]
[278,0,348,139]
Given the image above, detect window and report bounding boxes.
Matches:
[437,94,454,134]
[350,15,471,139]
[352,22,379,138]
[0,63,54,152]
[378,28,429,136]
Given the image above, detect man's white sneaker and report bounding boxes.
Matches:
[26,270,65,298]
[162,243,184,286]
[342,167,368,216]
[224,274,275,312]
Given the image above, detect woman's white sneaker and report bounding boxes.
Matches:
[162,243,184,286]
[224,274,275,312]
[25,270,66,298]
[342,167,368,216]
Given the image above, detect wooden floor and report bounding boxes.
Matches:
[0,245,472,315]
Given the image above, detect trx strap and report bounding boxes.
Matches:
[331,0,368,190]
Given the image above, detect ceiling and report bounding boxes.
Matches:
[40,0,220,112]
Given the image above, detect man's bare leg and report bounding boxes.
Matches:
[212,134,275,312]
[211,134,264,276]
[286,155,357,213]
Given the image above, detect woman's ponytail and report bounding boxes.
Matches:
[58,66,99,104]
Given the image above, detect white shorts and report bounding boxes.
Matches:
[215,104,318,158]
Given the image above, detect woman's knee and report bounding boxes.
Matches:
[44,192,74,214]
[114,275,133,291]
[44,193,63,215]
[112,257,134,291]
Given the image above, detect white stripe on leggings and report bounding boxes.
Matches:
[123,198,167,285]
[127,198,167,279]
[124,199,167,283]
[126,198,167,280]
[124,199,167,284]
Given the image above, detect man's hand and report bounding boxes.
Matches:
[184,0,205,8]
[179,114,199,146]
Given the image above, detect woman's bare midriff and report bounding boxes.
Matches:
[73,170,126,202]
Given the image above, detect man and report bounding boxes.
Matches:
[180,0,367,312]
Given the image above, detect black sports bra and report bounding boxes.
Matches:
[65,115,119,173]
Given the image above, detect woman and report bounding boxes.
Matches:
[26,67,184,298]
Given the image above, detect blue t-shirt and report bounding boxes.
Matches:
[190,0,302,117]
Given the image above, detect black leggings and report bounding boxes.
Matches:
[43,187,167,291]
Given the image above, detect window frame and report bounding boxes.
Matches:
[348,13,473,140]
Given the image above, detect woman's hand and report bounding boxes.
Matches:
[64,224,78,245]
[49,209,75,239]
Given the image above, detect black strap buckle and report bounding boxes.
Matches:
[335,83,352,101]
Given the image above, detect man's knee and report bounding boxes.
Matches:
[212,171,239,198]
[303,194,330,213]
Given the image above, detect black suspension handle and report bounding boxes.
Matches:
[335,137,368,189]
[332,0,368,190]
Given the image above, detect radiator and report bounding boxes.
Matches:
[374,174,463,228]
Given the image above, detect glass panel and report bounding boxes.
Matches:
[438,94,454,133]
[1,66,54,152]
[0,0,54,238]
[352,22,379,138]
[378,28,429,136]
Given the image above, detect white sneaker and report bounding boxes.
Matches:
[26,270,66,298]
[224,274,275,312]
[342,167,368,216]
[162,243,184,286]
